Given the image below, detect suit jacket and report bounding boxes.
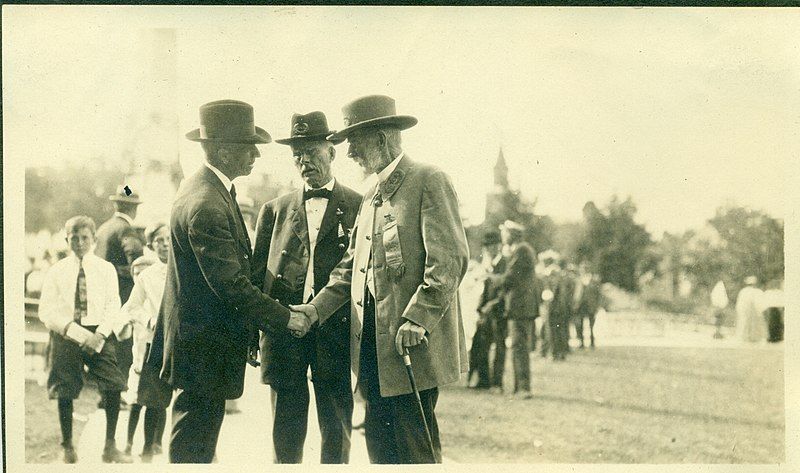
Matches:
[311,155,469,398]
[576,280,602,316]
[251,181,361,388]
[493,242,539,320]
[146,166,291,400]
[477,257,507,320]
[551,272,576,322]
[95,215,135,303]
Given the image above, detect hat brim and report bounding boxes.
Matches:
[327,115,417,142]
[275,132,345,146]
[185,126,272,144]
[109,195,143,204]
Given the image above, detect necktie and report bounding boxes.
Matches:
[74,260,87,323]
[304,188,333,201]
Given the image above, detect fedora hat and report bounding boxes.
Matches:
[109,185,142,204]
[185,100,271,144]
[275,111,344,145]
[327,95,417,142]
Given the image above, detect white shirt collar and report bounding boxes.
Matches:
[205,162,233,192]
[377,152,404,183]
[304,178,336,192]
[70,252,95,266]
[113,212,134,225]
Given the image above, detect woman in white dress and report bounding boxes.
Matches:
[735,276,766,343]
[120,222,169,460]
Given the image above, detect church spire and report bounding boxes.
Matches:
[494,146,509,189]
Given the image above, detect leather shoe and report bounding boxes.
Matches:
[63,446,78,464]
[102,445,133,463]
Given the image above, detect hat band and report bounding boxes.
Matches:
[199,123,257,140]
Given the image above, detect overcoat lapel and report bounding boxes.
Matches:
[201,166,252,255]
[290,191,310,249]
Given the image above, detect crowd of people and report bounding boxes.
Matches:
[31,96,469,465]
[467,225,605,398]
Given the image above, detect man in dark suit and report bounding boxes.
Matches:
[146,100,312,464]
[550,262,574,360]
[491,220,538,398]
[96,186,143,401]
[251,112,361,463]
[469,231,503,389]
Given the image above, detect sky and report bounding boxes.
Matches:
[4,6,798,236]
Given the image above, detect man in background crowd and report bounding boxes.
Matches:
[490,220,536,398]
[96,186,143,401]
[549,262,573,360]
[573,267,602,349]
[469,231,504,390]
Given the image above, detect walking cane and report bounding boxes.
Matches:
[402,342,437,463]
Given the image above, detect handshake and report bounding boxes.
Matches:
[286,304,319,338]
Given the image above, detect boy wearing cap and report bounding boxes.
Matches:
[38,216,132,463]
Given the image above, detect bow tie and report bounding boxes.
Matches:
[304,188,333,201]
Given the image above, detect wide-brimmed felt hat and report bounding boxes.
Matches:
[186,100,271,144]
[109,185,142,204]
[327,95,417,142]
[275,111,344,145]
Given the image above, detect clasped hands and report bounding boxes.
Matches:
[287,304,319,338]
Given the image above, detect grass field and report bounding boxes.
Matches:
[25,380,101,463]
[437,344,784,463]
[25,343,784,464]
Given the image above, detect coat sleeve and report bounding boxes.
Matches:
[311,201,362,325]
[188,206,290,333]
[493,245,534,293]
[401,169,469,333]
[251,203,275,292]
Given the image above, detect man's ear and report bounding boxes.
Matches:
[376,130,387,148]
[329,145,336,162]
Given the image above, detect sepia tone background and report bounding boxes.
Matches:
[3,5,798,471]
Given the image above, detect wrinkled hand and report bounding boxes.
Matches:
[82,333,106,354]
[395,320,428,356]
[287,311,311,338]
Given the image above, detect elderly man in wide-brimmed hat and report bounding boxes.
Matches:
[145,100,313,463]
[251,111,362,463]
[291,95,469,463]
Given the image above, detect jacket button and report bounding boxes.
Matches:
[281,250,288,255]
[341,316,347,323]
[338,243,346,249]
[277,274,283,280]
